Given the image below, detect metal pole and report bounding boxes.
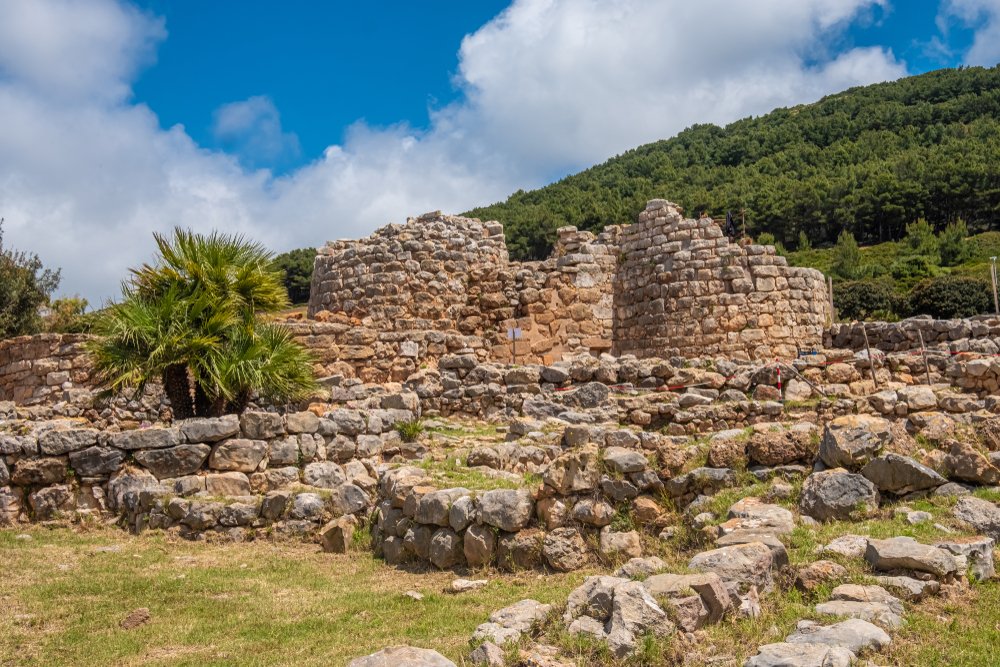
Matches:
[991,257,999,316]
[861,323,879,389]
[918,329,931,386]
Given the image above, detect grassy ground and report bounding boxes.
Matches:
[0,527,588,667]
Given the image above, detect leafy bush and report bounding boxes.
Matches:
[43,297,95,333]
[906,276,992,319]
[939,219,971,266]
[834,280,898,321]
[0,220,61,339]
[88,228,317,418]
[889,255,938,288]
[797,231,812,252]
[272,247,316,305]
[395,419,424,443]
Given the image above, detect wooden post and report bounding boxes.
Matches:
[861,323,879,389]
[918,329,931,386]
[827,276,836,323]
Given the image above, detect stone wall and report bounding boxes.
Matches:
[0,333,93,405]
[612,200,830,361]
[501,226,620,364]
[0,400,419,538]
[827,317,1000,352]
[308,211,515,336]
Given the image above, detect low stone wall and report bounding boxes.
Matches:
[0,399,419,540]
[826,317,1000,352]
[0,333,94,405]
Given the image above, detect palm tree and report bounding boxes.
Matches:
[88,228,317,418]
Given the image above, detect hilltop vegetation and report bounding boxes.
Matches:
[465,66,1000,261]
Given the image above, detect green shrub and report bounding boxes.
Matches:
[906,276,992,318]
[939,219,971,267]
[395,419,424,443]
[1,220,61,339]
[889,255,938,288]
[834,280,898,321]
[43,297,95,334]
[831,230,868,280]
[797,231,812,252]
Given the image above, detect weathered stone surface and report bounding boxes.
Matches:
[861,453,946,495]
[239,411,285,439]
[602,447,647,474]
[38,428,99,455]
[285,411,320,434]
[543,527,588,572]
[479,489,534,532]
[688,542,774,591]
[795,560,848,592]
[133,444,211,479]
[818,414,891,470]
[614,556,665,579]
[571,498,615,526]
[744,641,854,667]
[822,534,869,559]
[816,585,903,628]
[799,469,879,522]
[469,642,504,667]
[605,580,674,658]
[953,497,1000,540]
[542,444,600,494]
[328,483,369,516]
[108,428,180,451]
[178,415,240,443]
[747,430,815,467]
[944,441,1000,485]
[472,599,551,645]
[205,471,251,496]
[289,492,327,521]
[428,528,464,569]
[464,524,497,567]
[320,516,354,553]
[865,537,960,578]
[785,618,891,654]
[209,439,267,472]
[874,575,939,601]
[346,646,456,667]
[898,385,938,411]
[11,457,66,486]
[599,528,642,559]
[936,536,996,581]
[68,446,124,477]
[303,461,347,489]
[498,529,543,571]
[416,488,469,527]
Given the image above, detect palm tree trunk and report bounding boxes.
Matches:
[163,364,194,420]
[194,382,227,417]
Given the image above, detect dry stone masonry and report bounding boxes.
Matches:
[613,200,830,360]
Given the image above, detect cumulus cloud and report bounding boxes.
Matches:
[941,0,1000,65]
[212,96,301,168]
[0,0,907,304]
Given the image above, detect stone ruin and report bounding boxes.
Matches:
[304,198,831,379]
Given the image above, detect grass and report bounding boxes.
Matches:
[417,456,538,491]
[0,526,588,667]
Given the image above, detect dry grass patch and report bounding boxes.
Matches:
[0,526,588,667]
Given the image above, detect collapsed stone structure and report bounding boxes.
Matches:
[305,199,830,378]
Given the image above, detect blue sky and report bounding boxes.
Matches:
[1,0,999,303]
[128,0,977,173]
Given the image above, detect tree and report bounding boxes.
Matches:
[830,230,867,280]
[88,228,317,419]
[43,296,94,333]
[902,218,940,261]
[906,276,991,318]
[797,231,812,251]
[938,218,971,266]
[0,219,61,339]
[272,247,317,304]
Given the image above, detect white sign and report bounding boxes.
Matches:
[506,328,523,341]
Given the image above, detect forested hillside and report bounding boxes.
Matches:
[466,66,1000,260]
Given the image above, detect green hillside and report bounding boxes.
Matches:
[465,66,1000,261]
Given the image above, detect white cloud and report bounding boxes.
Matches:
[212,96,301,168]
[0,0,907,304]
[941,0,1000,66]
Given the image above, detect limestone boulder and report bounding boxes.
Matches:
[865,537,960,578]
[861,453,946,495]
[479,489,534,532]
[799,469,879,522]
[818,415,891,470]
[953,497,1000,541]
[209,439,267,472]
[346,647,456,667]
[688,542,774,591]
[133,444,211,479]
[543,527,589,572]
[178,415,240,443]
